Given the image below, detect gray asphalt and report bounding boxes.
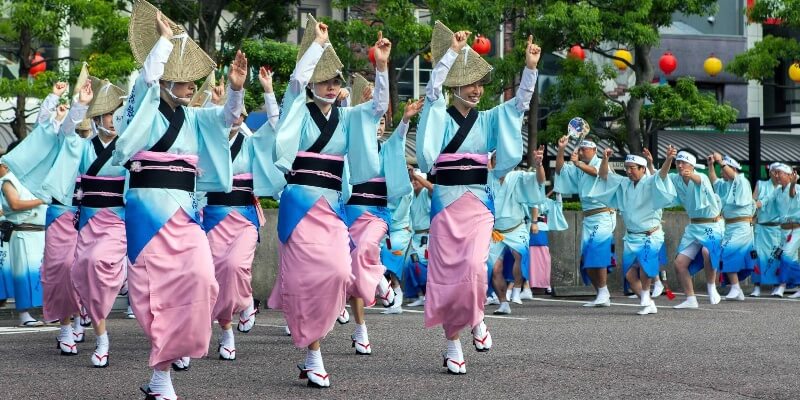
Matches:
[1,293,798,399]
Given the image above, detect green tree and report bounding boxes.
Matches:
[0,0,136,139]
[150,0,295,58]
[727,1,800,83]
[221,38,298,113]
[527,0,738,154]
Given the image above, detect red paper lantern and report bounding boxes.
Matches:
[368,46,376,65]
[568,45,585,60]
[471,35,491,56]
[659,51,677,75]
[29,52,46,77]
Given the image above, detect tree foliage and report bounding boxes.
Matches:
[221,39,298,113]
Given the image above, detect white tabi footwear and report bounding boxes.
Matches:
[377,288,396,308]
[237,308,256,333]
[772,286,785,298]
[673,297,699,309]
[708,286,721,305]
[297,364,331,388]
[651,280,664,298]
[520,288,534,300]
[493,302,511,315]
[725,286,745,301]
[91,347,109,368]
[381,305,403,315]
[583,296,611,308]
[407,296,426,307]
[442,352,466,375]
[485,294,500,306]
[471,321,492,352]
[218,342,236,361]
[56,337,78,356]
[337,308,350,324]
[351,334,371,355]
[636,301,658,315]
[749,286,761,297]
[171,357,190,372]
[284,326,291,336]
[788,291,800,299]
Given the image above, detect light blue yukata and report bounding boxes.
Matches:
[380,193,413,278]
[403,186,432,295]
[554,155,617,283]
[486,170,545,282]
[752,179,783,285]
[0,215,12,301]
[0,172,46,310]
[588,172,676,279]
[761,184,800,286]
[663,172,723,275]
[714,173,756,282]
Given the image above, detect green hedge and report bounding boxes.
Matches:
[562,201,685,212]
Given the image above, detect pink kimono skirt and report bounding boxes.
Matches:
[347,212,388,304]
[41,212,80,321]
[424,192,493,338]
[209,210,258,325]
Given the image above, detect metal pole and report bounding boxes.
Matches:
[748,117,761,186]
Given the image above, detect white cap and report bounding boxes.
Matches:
[774,163,792,174]
[722,155,741,170]
[676,151,705,170]
[768,162,781,170]
[578,140,596,149]
[625,154,647,167]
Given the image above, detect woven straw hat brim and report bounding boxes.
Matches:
[74,62,90,97]
[296,14,343,84]
[189,72,215,107]
[76,118,92,131]
[350,73,371,107]
[87,79,126,119]
[430,20,493,87]
[129,0,215,83]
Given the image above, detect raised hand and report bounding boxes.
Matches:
[603,148,613,159]
[211,77,225,105]
[156,11,172,39]
[258,66,273,93]
[373,31,392,71]
[78,80,93,106]
[713,151,723,163]
[451,30,470,52]
[54,104,68,121]
[228,50,248,91]
[534,145,545,166]
[707,154,715,165]
[570,150,579,163]
[525,35,541,69]
[361,84,374,102]
[337,88,350,102]
[642,148,654,165]
[403,97,425,122]
[52,82,68,97]
[558,135,569,149]
[665,145,677,160]
[314,22,329,45]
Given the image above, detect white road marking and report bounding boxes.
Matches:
[531,297,755,314]
[0,326,60,335]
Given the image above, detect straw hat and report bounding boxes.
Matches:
[296,15,343,83]
[430,21,492,87]
[349,73,372,107]
[87,77,126,119]
[73,62,90,97]
[76,118,92,132]
[189,72,215,107]
[128,0,216,82]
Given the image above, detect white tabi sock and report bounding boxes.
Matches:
[639,290,651,307]
[377,276,391,296]
[707,283,718,293]
[240,304,255,319]
[221,327,235,347]
[730,283,741,291]
[95,333,109,354]
[597,286,610,299]
[59,324,73,342]
[305,349,325,372]
[512,287,521,299]
[149,369,176,398]
[354,323,369,343]
[180,356,190,367]
[19,311,35,324]
[72,318,83,332]
[446,339,463,361]
[393,287,404,307]
[505,288,512,301]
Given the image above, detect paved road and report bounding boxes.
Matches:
[1,293,798,399]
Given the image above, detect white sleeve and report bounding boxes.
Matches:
[142,37,174,85]
[60,102,88,136]
[222,86,244,127]
[37,94,60,124]
[372,68,390,117]
[263,92,280,129]
[514,68,539,113]
[425,49,458,101]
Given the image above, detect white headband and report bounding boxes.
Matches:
[625,155,647,167]
[579,140,596,149]
[722,155,741,171]
[676,151,705,169]
[769,162,780,170]
[774,164,792,174]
